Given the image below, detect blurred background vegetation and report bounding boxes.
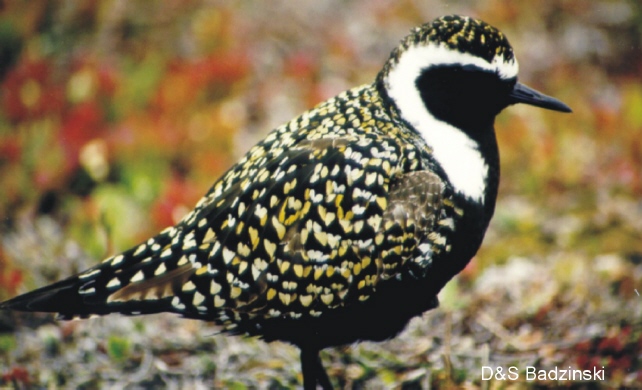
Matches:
[0,0,640,388]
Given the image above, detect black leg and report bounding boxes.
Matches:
[315,353,332,390]
[300,347,333,390]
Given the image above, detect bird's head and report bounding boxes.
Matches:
[379,15,571,136]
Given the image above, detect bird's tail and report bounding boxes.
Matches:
[0,226,196,320]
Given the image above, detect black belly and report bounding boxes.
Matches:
[249,276,441,349]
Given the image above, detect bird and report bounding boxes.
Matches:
[1,15,571,389]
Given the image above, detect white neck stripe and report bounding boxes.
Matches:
[383,44,513,203]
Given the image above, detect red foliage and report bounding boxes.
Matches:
[1,367,30,386]
[96,65,118,97]
[154,52,248,112]
[284,52,318,80]
[0,268,23,296]
[573,328,640,377]
[59,101,106,172]
[0,137,21,164]
[1,59,65,122]
[151,174,203,229]
[191,52,249,87]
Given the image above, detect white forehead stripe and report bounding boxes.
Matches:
[393,43,518,80]
[383,43,513,202]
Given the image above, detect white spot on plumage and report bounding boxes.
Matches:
[130,270,145,283]
[193,291,205,306]
[177,255,188,266]
[79,269,100,279]
[222,247,235,264]
[111,255,124,267]
[79,286,95,295]
[106,278,121,288]
[133,245,146,256]
[172,296,185,310]
[154,263,167,276]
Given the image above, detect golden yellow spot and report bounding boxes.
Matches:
[326,266,335,277]
[193,292,205,306]
[302,201,311,215]
[264,239,276,257]
[283,280,297,290]
[314,231,328,246]
[324,212,335,226]
[270,195,279,208]
[237,242,251,257]
[249,227,259,249]
[214,295,225,307]
[260,288,275,302]
[317,205,327,221]
[195,265,208,276]
[293,264,303,278]
[339,219,352,233]
[320,293,333,306]
[203,228,216,243]
[278,202,287,224]
[233,220,244,235]
[300,295,313,307]
[280,261,291,274]
[278,292,292,305]
[230,286,242,299]
[443,198,455,208]
[338,245,348,257]
[272,216,286,239]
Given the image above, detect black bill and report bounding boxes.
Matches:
[508,82,572,113]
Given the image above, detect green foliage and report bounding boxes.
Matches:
[0,334,16,354]
[107,335,131,363]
